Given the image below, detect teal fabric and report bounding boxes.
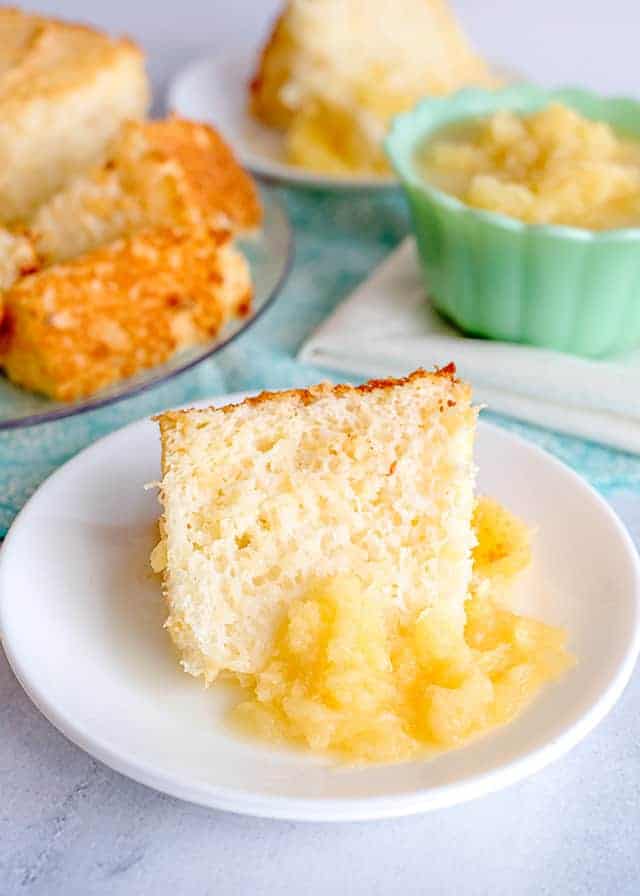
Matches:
[1,187,639,537]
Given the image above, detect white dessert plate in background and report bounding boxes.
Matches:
[167,52,519,191]
[1,395,639,822]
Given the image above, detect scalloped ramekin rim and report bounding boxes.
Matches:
[384,84,640,242]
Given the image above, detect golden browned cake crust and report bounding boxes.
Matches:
[0,226,252,401]
[158,365,463,432]
[140,117,262,232]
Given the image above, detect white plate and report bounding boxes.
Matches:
[1,395,639,821]
[167,52,398,190]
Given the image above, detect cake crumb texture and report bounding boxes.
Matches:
[154,368,477,682]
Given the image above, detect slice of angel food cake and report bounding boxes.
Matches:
[152,367,573,764]
[249,0,498,176]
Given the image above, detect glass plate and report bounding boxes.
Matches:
[0,186,292,430]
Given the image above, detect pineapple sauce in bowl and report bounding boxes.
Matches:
[420,103,640,230]
[385,85,640,356]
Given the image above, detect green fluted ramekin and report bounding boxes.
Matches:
[385,85,640,357]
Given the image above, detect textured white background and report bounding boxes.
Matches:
[2,3,640,895]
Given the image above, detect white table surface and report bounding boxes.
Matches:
[2,3,640,894]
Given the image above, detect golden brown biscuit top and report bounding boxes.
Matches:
[4,224,233,312]
[140,117,263,231]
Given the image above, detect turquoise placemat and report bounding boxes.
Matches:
[1,186,639,536]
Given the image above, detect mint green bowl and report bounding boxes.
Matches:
[385,85,640,357]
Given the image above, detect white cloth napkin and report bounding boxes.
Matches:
[299,239,640,454]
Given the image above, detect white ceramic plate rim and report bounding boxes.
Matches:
[2,396,639,822]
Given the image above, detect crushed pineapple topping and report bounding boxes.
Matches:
[232,498,574,763]
[420,103,640,229]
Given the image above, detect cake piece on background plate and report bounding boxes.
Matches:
[250,0,497,174]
